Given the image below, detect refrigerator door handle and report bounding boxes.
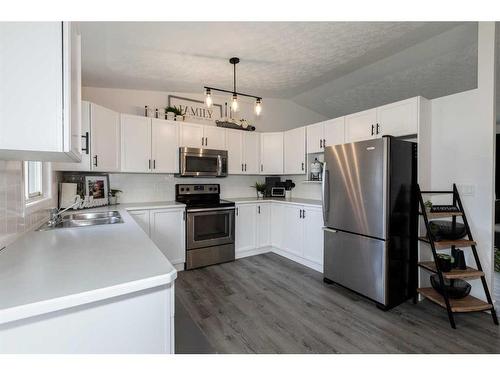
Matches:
[322,227,337,233]
[322,162,330,225]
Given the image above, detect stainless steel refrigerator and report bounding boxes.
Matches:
[322,136,417,309]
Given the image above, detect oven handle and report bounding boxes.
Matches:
[217,155,222,175]
[187,207,235,213]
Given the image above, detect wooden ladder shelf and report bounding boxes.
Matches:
[416,184,498,329]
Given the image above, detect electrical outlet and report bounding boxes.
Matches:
[457,184,475,196]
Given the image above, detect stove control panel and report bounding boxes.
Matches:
[176,184,219,195]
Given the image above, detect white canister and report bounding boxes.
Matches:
[285,190,292,200]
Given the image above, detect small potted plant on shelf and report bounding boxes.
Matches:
[109,189,122,205]
[165,106,184,121]
[252,182,266,199]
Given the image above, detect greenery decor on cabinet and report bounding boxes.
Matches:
[252,182,266,199]
[109,189,122,205]
[165,106,184,121]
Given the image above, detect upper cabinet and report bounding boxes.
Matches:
[151,119,179,174]
[306,122,325,154]
[344,97,423,143]
[260,132,284,175]
[306,117,345,153]
[121,114,151,172]
[179,122,226,150]
[92,104,121,172]
[284,127,306,175]
[0,22,82,162]
[243,132,260,175]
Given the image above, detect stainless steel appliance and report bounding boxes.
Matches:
[179,147,228,177]
[322,136,417,309]
[176,184,235,269]
[271,187,285,197]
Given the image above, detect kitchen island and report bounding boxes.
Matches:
[0,205,179,354]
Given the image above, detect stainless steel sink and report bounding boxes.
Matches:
[37,211,124,231]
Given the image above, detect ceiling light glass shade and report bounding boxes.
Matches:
[231,93,239,112]
[205,88,213,107]
[255,98,262,116]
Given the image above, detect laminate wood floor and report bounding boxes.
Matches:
[175,253,500,354]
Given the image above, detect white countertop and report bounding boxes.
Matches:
[0,205,179,326]
[228,197,322,207]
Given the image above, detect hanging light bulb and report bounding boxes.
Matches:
[255,98,262,116]
[231,93,239,112]
[205,88,213,108]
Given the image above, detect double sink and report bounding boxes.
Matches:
[38,211,124,231]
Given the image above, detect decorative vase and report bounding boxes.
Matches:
[109,196,118,205]
[167,112,175,121]
[257,191,264,199]
[175,114,185,122]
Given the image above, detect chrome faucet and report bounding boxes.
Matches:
[47,199,81,227]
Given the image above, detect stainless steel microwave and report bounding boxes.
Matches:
[179,147,228,177]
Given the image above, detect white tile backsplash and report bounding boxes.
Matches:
[0,161,57,249]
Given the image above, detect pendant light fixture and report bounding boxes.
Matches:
[204,57,262,116]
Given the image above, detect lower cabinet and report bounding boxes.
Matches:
[128,208,185,266]
[236,202,324,272]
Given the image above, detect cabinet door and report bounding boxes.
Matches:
[256,203,271,248]
[121,114,151,172]
[53,101,92,171]
[260,132,284,175]
[306,122,324,153]
[284,127,306,175]
[235,204,257,255]
[179,123,204,148]
[282,205,304,257]
[376,97,418,138]
[271,203,285,249]
[91,103,120,172]
[302,207,324,266]
[243,132,260,174]
[128,210,150,237]
[203,126,226,150]
[323,117,345,147]
[226,129,244,174]
[344,108,377,143]
[152,119,178,173]
[150,209,185,265]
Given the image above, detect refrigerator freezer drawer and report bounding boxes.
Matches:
[324,229,387,305]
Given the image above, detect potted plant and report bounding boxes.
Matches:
[165,106,184,121]
[109,189,122,205]
[252,182,266,199]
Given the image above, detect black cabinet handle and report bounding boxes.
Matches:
[153,160,156,169]
[323,139,326,147]
[376,123,380,135]
[205,137,208,146]
[236,207,239,216]
[303,209,306,219]
[371,124,374,136]
[81,132,89,154]
[301,162,304,171]
[202,137,204,146]
[258,206,261,214]
[320,139,323,148]
[241,164,244,172]
[261,164,263,172]
[245,163,247,171]
[93,155,98,167]
[299,209,302,218]
[148,159,151,169]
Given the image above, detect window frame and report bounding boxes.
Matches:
[23,161,52,209]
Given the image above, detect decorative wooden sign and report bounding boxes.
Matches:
[168,95,223,122]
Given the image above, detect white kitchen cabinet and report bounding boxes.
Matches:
[271,203,285,249]
[91,103,121,172]
[235,204,257,255]
[179,123,204,148]
[121,114,151,172]
[345,108,377,143]
[260,132,284,175]
[151,119,179,173]
[226,129,244,174]
[203,126,226,150]
[302,206,324,265]
[323,117,345,147]
[128,210,151,237]
[284,127,306,175]
[53,101,92,171]
[150,208,185,265]
[282,205,304,257]
[376,97,418,137]
[0,22,82,162]
[306,122,325,154]
[256,203,271,248]
[243,132,260,174]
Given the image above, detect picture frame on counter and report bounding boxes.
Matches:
[85,175,109,200]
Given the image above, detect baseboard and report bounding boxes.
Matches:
[235,246,272,260]
[270,247,323,273]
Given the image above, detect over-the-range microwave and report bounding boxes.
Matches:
[178,147,228,177]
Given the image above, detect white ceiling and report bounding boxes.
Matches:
[80,22,486,119]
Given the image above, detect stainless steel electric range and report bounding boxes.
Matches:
[175,184,235,270]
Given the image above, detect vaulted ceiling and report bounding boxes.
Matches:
[80,22,489,120]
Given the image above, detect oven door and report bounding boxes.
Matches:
[186,207,235,250]
[180,148,227,177]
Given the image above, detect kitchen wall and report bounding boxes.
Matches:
[0,161,57,249]
[82,87,327,133]
[429,23,496,297]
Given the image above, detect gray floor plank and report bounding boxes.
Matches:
[176,253,500,354]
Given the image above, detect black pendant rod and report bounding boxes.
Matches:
[204,86,262,101]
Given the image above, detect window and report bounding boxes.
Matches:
[24,161,51,205]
